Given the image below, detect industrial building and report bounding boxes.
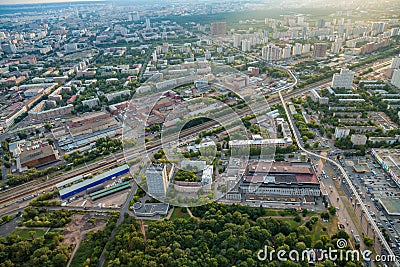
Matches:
[89,181,131,201]
[59,164,130,200]
[241,161,320,196]
[227,161,320,206]
[53,111,122,152]
[56,175,83,189]
[15,140,60,171]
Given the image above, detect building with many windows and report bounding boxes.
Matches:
[312,43,327,58]
[332,69,355,89]
[229,137,293,148]
[262,44,281,61]
[146,164,174,198]
[334,127,350,139]
[350,134,367,145]
[391,69,400,89]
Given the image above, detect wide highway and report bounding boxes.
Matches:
[279,90,400,267]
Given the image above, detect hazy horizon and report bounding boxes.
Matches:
[0,0,105,5]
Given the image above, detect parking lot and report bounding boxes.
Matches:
[337,155,400,255]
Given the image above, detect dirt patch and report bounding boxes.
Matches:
[62,213,108,246]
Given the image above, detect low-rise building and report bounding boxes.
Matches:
[334,127,350,139]
[369,136,400,145]
[0,103,27,129]
[82,98,99,109]
[28,102,73,121]
[229,137,293,148]
[310,88,329,104]
[105,90,131,102]
[350,134,367,146]
[16,141,60,171]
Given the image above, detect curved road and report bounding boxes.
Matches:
[279,90,400,267]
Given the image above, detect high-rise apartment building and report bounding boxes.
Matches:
[391,69,400,89]
[241,39,251,52]
[282,45,292,59]
[146,164,173,198]
[301,27,307,39]
[331,41,342,54]
[233,34,241,48]
[317,19,326,28]
[145,18,151,29]
[332,69,355,89]
[302,43,311,54]
[292,43,303,56]
[262,44,281,61]
[371,22,386,34]
[390,55,400,69]
[313,43,328,58]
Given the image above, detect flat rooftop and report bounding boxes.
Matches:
[68,111,110,124]
[372,149,400,185]
[378,198,400,216]
[248,161,313,175]
[245,161,318,184]
[20,144,57,165]
[59,164,129,197]
[131,202,169,217]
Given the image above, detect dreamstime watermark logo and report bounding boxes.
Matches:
[257,239,397,263]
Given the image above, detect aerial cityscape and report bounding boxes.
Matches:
[0,0,400,266]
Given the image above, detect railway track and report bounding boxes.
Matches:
[0,160,120,208]
[0,58,391,211]
[0,84,316,209]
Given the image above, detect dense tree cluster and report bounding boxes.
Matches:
[6,166,60,187]
[70,213,119,267]
[0,231,71,267]
[20,207,73,228]
[174,169,198,182]
[30,191,60,207]
[103,203,362,267]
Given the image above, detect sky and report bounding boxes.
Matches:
[0,0,104,5]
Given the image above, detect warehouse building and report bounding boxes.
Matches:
[59,164,130,200]
[14,140,60,171]
[238,161,321,205]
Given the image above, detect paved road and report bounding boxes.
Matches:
[321,164,369,252]
[0,148,6,184]
[97,182,138,267]
[279,90,399,267]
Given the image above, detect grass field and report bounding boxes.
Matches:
[280,217,303,229]
[170,207,191,220]
[12,228,47,239]
[311,216,339,243]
